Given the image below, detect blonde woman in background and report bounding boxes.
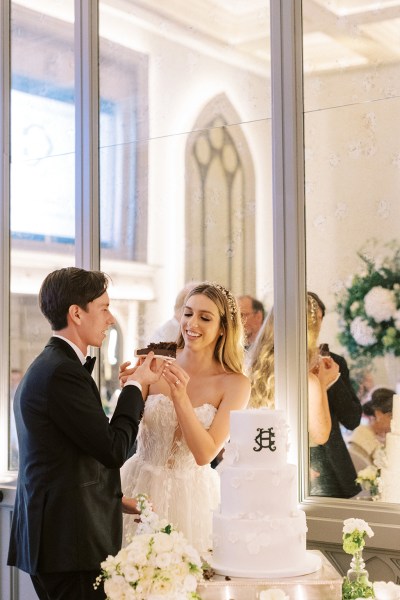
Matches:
[247,295,338,445]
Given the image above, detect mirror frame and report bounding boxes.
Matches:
[270,0,400,558]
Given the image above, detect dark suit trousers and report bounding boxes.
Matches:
[31,570,106,600]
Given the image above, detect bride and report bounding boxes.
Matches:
[120,282,250,554]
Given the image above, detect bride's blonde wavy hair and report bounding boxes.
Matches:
[176,282,246,374]
[248,295,321,409]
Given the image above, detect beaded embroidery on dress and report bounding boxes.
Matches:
[121,394,220,554]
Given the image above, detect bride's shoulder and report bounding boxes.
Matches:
[220,370,250,394]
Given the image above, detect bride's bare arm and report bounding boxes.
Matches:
[308,371,332,445]
[163,362,250,465]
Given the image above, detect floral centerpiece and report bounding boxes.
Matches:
[95,495,203,600]
[342,518,374,599]
[336,240,400,361]
[356,465,381,500]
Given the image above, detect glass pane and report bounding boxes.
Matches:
[9,1,75,469]
[303,0,400,499]
[98,1,273,411]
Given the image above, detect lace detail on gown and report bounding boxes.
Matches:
[121,394,220,554]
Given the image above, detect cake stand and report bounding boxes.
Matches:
[210,549,321,578]
[198,551,342,600]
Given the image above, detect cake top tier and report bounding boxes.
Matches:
[224,408,290,468]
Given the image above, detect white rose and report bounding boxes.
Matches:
[182,573,198,592]
[154,552,173,569]
[123,564,139,583]
[153,532,174,553]
[104,574,131,599]
[150,577,173,595]
[357,465,378,481]
[393,309,400,330]
[350,316,377,346]
[343,518,374,538]
[364,286,396,322]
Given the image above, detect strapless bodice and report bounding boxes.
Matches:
[134,393,217,470]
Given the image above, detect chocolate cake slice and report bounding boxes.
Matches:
[135,341,177,359]
[319,343,330,356]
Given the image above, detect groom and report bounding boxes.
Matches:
[8,267,163,600]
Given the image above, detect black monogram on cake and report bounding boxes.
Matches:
[253,427,276,452]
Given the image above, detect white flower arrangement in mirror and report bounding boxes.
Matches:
[94,494,203,600]
[336,239,400,361]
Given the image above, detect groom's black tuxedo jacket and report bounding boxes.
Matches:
[8,336,144,575]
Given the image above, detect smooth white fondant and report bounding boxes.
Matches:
[227,408,288,468]
[219,464,297,517]
[390,394,400,435]
[212,408,319,578]
[212,511,308,575]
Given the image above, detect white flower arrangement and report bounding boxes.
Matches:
[336,240,400,360]
[356,465,381,500]
[342,518,374,555]
[95,495,203,600]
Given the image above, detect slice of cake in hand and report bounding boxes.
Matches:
[135,341,177,360]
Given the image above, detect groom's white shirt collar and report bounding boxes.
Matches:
[52,334,86,365]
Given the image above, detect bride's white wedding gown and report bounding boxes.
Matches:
[121,393,220,554]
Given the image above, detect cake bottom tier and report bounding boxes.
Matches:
[380,467,400,503]
[212,511,318,578]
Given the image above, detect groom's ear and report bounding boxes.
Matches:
[68,304,82,325]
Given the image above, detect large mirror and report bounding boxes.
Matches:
[303,0,400,501]
[7,0,399,512]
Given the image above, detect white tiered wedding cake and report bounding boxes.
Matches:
[212,408,321,578]
[380,394,400,503]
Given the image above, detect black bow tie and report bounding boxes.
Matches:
[83,356,96,374]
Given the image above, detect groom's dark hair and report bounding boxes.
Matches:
[39,267,110,330]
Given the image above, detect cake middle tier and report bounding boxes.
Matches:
[219,464,298,518]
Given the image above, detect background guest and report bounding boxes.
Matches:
[237,294,265,349]
[148,282,200,343]
[348,387,394,473]
[247,295,336,446]
[308,291,362,498]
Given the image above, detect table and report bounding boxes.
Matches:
[197,551,342,599]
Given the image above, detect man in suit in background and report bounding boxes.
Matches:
[308,291,362,498]
[237,295,265,349]
[8,267,163,600]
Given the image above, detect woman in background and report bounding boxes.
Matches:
[247,295,338,445]
[348,387,394,471]
[120,282,250,554]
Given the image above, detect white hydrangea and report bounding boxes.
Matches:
[343,518,374,538]
[350,316,377,346]
[97,494,203,600]
[364,286,396,322]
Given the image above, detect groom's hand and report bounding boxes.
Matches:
[123,352,164,388]
[121,495,140,518]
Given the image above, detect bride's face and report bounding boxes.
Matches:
[181,294,222,350]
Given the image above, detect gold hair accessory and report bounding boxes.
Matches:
[307,294,319,327]
[210,282,237,319]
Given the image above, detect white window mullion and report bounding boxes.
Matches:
[0,0,11,474]
[74,0,100,270]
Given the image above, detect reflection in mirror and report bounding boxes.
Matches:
[97,1,274,403]
[6,1,274,469]
[303,0,400,501]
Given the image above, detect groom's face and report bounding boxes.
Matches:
[79,291,115,348]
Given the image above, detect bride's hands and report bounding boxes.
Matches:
[162,362,190,402]
[119,353,164,388]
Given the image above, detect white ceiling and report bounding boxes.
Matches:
[116,0,400,73]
